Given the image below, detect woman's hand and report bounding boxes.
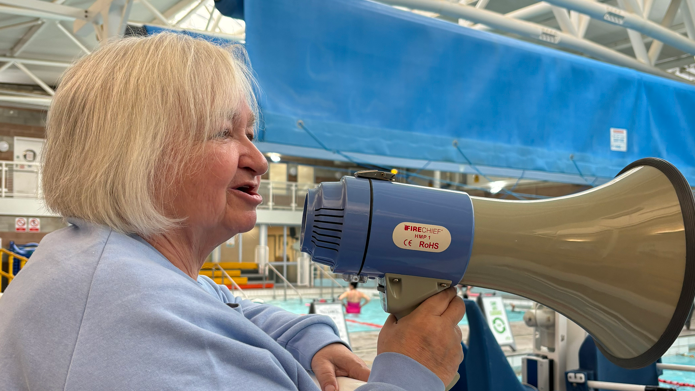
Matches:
[311,343,371,391]
[376,288,465,385]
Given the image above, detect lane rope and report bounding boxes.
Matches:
[660,378,695,388]
[345,319,383,329]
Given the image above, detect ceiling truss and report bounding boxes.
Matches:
[0,0,244,108]
[384,0,695,81]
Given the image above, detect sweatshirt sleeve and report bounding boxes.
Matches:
[197,276,347,370]
[356,353,445,391]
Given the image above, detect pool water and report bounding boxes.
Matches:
[265,299,526,333]
[661,355,695,390]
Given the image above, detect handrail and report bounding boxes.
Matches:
[316,266,344,300]
[267,263,303,302]
[212,263,248,299]
[0,248,29,290]
[0,163,319,211]
[318,266,344,289]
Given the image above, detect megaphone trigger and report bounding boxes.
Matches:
[378,274,452,320]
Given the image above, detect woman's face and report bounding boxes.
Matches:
[173,103,268,244]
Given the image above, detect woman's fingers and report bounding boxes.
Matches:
[411,288,458,317]
[313,359,338,391]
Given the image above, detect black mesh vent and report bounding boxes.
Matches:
[310,207,344,253]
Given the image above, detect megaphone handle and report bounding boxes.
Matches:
[382,274,460,390]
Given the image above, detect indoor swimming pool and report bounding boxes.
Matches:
[265,299,526,333]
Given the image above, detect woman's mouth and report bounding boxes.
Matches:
[230,184,263,205]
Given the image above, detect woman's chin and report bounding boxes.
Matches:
[230,210,258,233]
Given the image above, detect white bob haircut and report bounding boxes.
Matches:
[43,33,258,236]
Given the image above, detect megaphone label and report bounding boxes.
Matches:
[392,222,451,253]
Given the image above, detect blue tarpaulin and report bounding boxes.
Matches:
[243,0,695,183]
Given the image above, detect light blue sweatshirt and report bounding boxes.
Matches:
[0,219,443,390]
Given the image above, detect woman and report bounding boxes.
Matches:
[339,282,371,314]
[0,34,464,391]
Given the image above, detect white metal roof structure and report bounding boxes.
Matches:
[0,0,244,108]
[0,0,694,110]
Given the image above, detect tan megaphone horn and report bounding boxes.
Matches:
[301,157,695,368]
[462,158,695,368]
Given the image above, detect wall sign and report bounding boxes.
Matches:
[15,217,26,232]
[479,296,516,351]
[28,218,40,232]
[610,128,627,152]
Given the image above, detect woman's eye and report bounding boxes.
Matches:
[215,129,232,139]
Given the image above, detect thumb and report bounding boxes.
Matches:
[314,359,338,391]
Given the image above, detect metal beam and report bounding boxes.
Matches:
[0,95,52,106]
[473,3,552,31]
[10,21,46,57]
[618,0,650,64]
[55,22,91,54]
[0,89,49,98]
[127,21,243,41]
[139,0,172,27]
[0,0,89,21]
[577,14,591,38]
[683,0,695,40]
[648,0,682,65]
[175,0,207,27]
[0,19,41,32]
[380,0,673,80]
[643,0,654,17]
[0,56,70,67]
[204,7,215,30]
[551,6,578,36]
[0,61,15,74]
[0,5,74,20]
[210,11,223,32]
[543,0,695,55]
[74,0,134,39]
[14,62,55,96]
[151,0,198,24]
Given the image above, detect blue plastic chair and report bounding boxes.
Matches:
[450,299,534,391]
[569,336,661,390]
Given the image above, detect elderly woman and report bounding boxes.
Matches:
[0,34,464,391]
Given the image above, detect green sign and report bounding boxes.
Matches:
[481,296,515,347]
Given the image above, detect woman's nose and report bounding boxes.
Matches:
[241,142,269,176]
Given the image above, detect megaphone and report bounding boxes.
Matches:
[300,158,695,369]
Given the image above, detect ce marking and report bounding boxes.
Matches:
[403,239,412,247]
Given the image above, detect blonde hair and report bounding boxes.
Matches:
[42,33,258,236]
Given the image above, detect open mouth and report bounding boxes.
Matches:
[235,185,255,194]
[231,183,262,204]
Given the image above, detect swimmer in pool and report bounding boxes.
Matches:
[339,282,371,314]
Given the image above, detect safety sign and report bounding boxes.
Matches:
[28,218,40,232]
[479,296,516,350]
[15,217,26,232]
[610,128,627,152]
